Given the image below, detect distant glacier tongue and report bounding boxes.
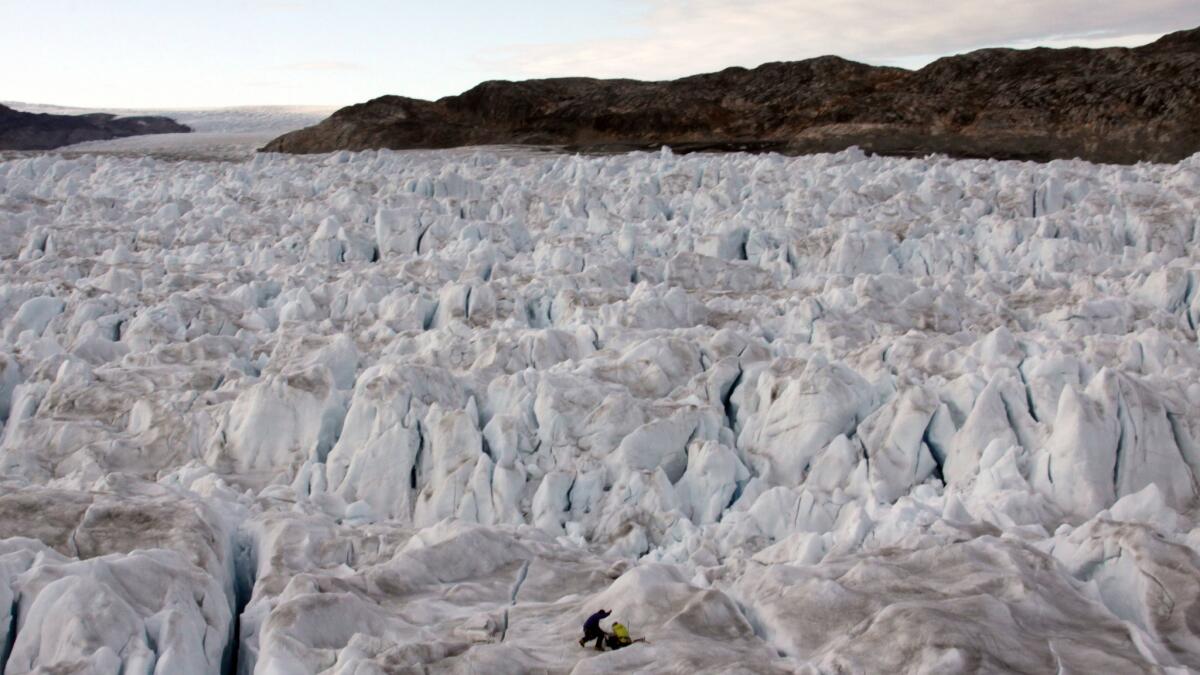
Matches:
[0,145,1198,673]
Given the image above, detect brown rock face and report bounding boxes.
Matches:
[0,105,191,151]
[263,27,1200,163]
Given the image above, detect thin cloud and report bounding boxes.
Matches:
[256,1,307,11]
[492,0,1200,79]
[279,61,366,72]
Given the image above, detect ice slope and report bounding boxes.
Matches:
[0,144,1199,672]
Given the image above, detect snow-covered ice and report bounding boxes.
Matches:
[1,142,1200,672]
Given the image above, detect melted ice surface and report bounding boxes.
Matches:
[1,145,1199,673]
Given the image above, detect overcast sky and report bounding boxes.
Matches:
[4,0,1199,108]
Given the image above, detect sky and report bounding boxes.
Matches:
[4,0,1199,109]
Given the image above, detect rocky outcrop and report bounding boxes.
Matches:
[0,104,191,151]
[263,26,1200,163]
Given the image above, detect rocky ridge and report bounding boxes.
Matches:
[263,26,1200,163]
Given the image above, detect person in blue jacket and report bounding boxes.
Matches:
[578,609,611,650]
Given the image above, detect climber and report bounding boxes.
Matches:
[605,621,647,650]
[605,620,633,650]
[578,608,611,650]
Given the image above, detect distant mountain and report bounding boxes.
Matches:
[263,26,1200,164]
[0,104,190,151]
[3,103,336,135]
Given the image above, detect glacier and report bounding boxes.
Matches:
[0,143,1199,673]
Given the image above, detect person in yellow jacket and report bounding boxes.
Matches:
[605,621,642,650]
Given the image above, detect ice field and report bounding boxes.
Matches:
[0,142,1199,673]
